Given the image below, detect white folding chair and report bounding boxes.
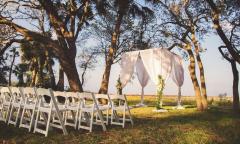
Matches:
[78,92,106,132]
[0,87,12,123]
[8,87,24,126]
[34,88,67,137]
[64,92,81,129]
[110,94,133,128]
[94,94,111,125]
[52,91,66,124]
[19,87,38,132]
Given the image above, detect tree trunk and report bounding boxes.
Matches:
[18,73,24,86]
[191,30,208,109]
[8,50,17,86]
[98,13,124,94]
[30,68,37,87]
[186,44,203,111]
[99,58,113,94]
[36,57,44,87]
[56,66,64,91]
[59,57,83,92]
[196,54,208,109]
[230,61,239,111]
[48,63,56,89]
[46,51,56,89]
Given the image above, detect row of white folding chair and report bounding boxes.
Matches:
[0,87,68,137]
[0,87,133,134]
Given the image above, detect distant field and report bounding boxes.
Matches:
[127,94,232,101]
[126,95,233,107]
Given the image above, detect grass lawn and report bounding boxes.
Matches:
[0,96,240,144]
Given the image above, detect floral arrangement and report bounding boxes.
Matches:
[156,75,165,110]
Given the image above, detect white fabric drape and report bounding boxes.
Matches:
[120,51,139,88]
[171,54,184,106]
[136,56,149,104]
[140,48,173,85]
[171,54,184,87]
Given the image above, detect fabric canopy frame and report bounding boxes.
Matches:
[119,48,184,107]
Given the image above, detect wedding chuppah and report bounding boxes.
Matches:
[119,48,184,110]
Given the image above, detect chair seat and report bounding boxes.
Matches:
[98,104,110,111]
[112,106,126,110]
[81,107,94,112]
[66,105,79,110]
[12,103,23,107]
[3,102,11,106]
[24,104,36,109]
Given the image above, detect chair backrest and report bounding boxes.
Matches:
[65,92,79,103]
[109,94,125,101]
[53,91,66,104]
[78,92,95,106]
[94,94,109,100]
[22,87,38,104]
[0,87,12,102]
[10,87,24,103]
[94,94,110,105]
[36,88,52,105]
[109,94,127,106]
[78,92,94,100]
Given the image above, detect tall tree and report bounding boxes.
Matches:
[205,0,240,64]
[98,0,154,93]
[152,0,209,110]
[0,0,107,91]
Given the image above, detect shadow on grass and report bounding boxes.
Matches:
[0,108,240,144]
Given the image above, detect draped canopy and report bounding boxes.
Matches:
[119,48,184,106]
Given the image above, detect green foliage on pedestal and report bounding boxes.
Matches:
[116,75,122,95]
[156,75,165,110]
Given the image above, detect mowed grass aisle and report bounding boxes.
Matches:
[0,96,240,144]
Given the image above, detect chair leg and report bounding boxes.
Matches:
[111,108,115,125]
[6,105,11,123]
[8,106,14,125]
[89,111,94,132]
[45,111,52,137]
[106,109,109,125]
[29,109,35,132]
[78,110,82,130]
[15,107,21,127]
[19,107,25,128]
[33,109,40,133]
[75,110,79,129]
[123,108,126,128]
[64,111,68,126]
